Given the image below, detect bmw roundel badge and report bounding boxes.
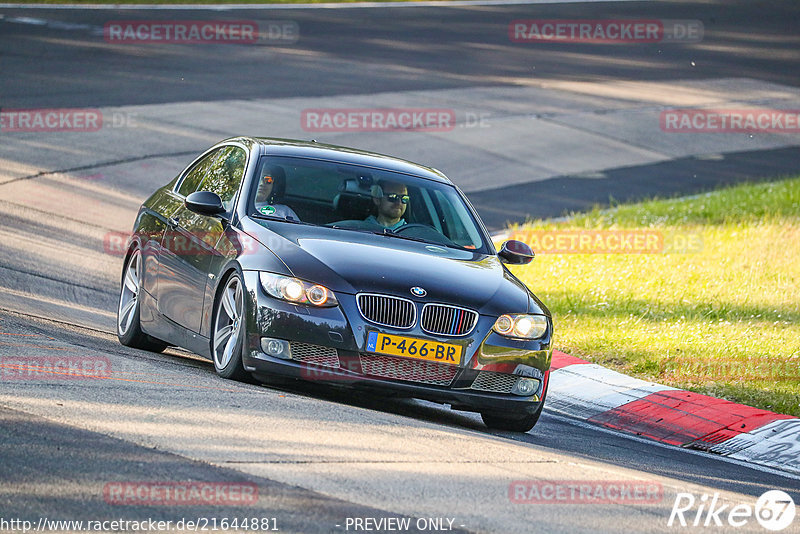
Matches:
[410,286,427,297]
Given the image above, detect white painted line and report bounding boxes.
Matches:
[709,419,795,456]
[0,0,653,10]
[547,363,800,477]
[718,419,800,475]
[544,411,800,482]
[5,15,47,24]
[548,363,676,419]
[3,15,96,31]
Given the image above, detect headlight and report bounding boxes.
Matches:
[493,314,547,339]
[259,273,338,307]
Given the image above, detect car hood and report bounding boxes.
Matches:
[241,220,543,317]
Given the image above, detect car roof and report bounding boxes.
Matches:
[230,136,452,185]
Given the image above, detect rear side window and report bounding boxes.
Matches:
[177,146,247,211]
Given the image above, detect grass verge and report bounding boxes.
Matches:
[505,177,800,417]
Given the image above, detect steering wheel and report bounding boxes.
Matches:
[394,223,459,247]
[393,223,436,233]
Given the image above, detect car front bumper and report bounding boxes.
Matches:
[240,271,552,417]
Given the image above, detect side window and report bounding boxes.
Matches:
[176,146,247,211]
[176,153,213,198]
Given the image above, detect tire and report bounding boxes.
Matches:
[210,271,252,382]
[481,380,548,432]
[117,248,168,353]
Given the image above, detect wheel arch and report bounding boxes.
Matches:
[207,260,247,351]
[120,237,140,282]
[207,260,253,382]
[210,260,245,309]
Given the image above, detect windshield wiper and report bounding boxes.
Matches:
[327,225,423,242]
[251,213,316,226]
[380,228,479,252]
[328,225,372,232]
[371,228,431,244]
[329,225,468,250]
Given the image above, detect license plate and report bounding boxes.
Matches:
[366,332,462,365]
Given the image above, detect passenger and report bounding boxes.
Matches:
[255,165,300,220]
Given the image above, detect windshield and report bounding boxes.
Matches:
[247,155,490,253]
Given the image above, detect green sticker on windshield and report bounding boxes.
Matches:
[260,205,276,215]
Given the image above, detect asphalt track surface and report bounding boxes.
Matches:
[2,0,799,224]
[1,0,799,532]
[2,0,799,108]
[3,311,799,533]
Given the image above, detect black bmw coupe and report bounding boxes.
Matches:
[117,137,553,431]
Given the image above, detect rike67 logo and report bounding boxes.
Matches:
[668,490,796,531]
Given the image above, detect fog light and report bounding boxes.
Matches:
[512,377,540,396]
[261,337,291,359]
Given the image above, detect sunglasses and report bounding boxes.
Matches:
[262,175,274,184]
[384,193,410,205]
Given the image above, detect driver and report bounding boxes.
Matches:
[366,180,408,230]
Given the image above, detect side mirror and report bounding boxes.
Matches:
[498,239,535,265]
[185,191,226,217]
